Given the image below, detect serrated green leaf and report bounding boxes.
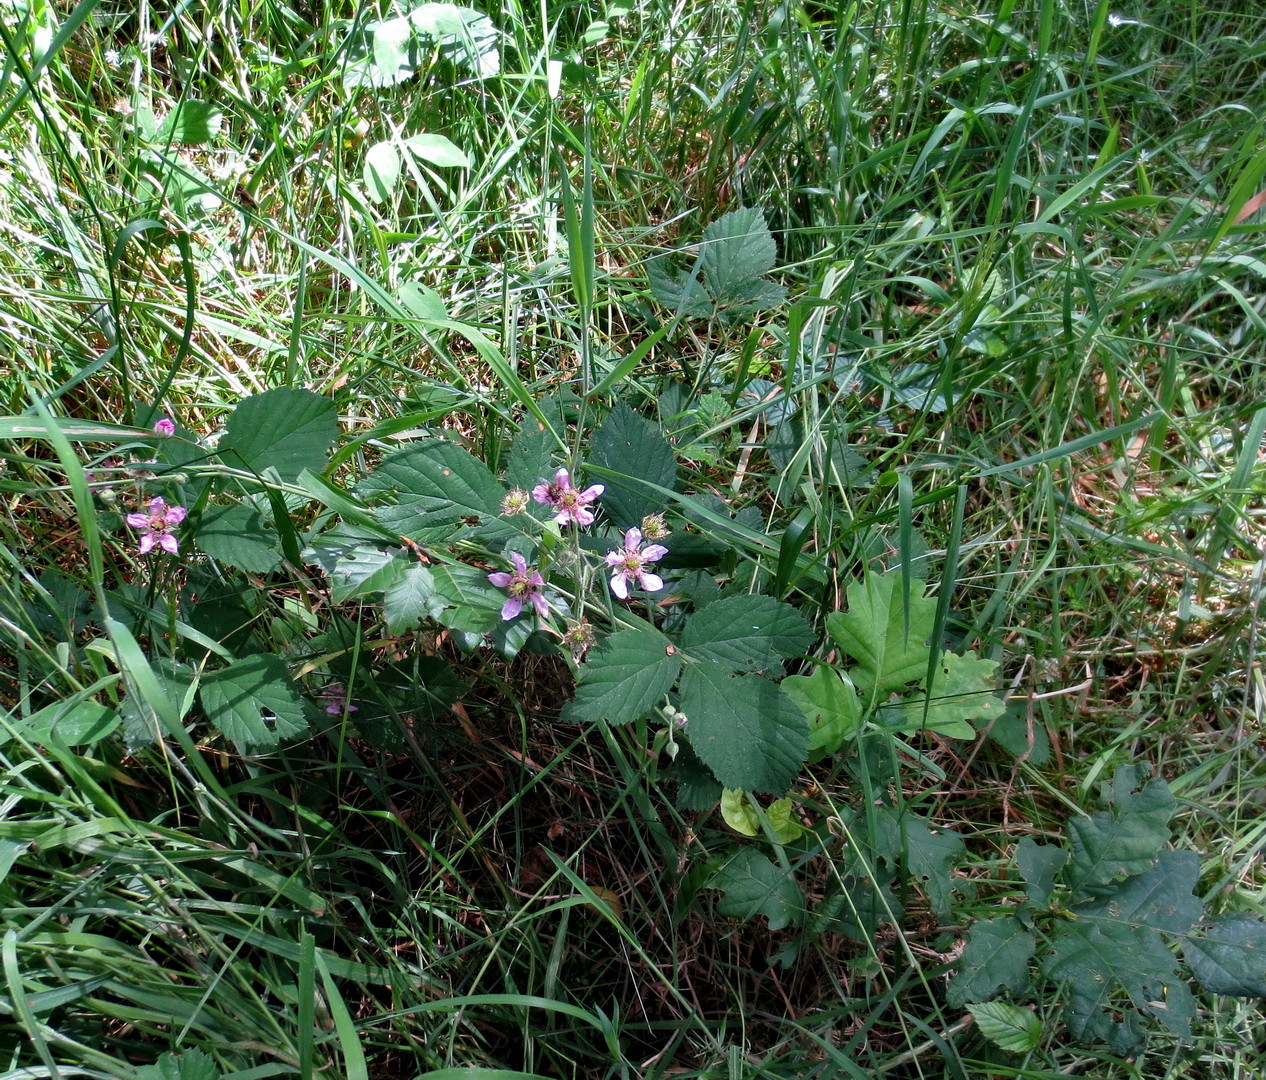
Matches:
[969,1001,1042,1054]
[1077,850,1202,934]
[710,847,802,930]
[364,140,401,202]
[682,593,813,671]
[331,545,409,603]
[383,564,444,632]
[403,133,469,168]
[899,813,964,920]
[561,628,681,725]
[720,789,801,843]
[196,503,282,574]
[882,650,1003,738]
[358,440,504,536]
[5,700,119,748]
[679,665,807,794]
[1016,837,1068,906]
[199,654,307,752]
[1043,918,1194,1048]
[589,403,677,528]
[1181,914,1266,997]
[947,917,1036,1009]
[430,563,507,637]
[155,101,222,145]
[219,387,338,482]
[827,572,937,696]
[135,1048,219,1080]
[781,664,862,754]
[506,418,556,491]
[1066,770,1176,893]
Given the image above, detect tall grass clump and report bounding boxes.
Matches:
[1,0,1265,1077]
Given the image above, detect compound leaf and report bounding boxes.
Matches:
[710,847,802,930]
[682,593,814,671]
[947,917,1036,1009]
[1181,914,1266,997]
[561,628,681,726]
[679,665,807,794]
[827,572,937,696]
[199,654,307,752]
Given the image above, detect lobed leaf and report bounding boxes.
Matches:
[1181,914,1266,997]
[710,847,802,931]
[1066,771,1176,893]
[827,572,937,696]
[947,917,1036,1009]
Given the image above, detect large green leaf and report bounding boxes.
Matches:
[219,387,338,481]
[561,628,681,725]
[1076,850,1202,934]
[871,808,964,920]
[357,440,503,536]
[331,545,410,603]
[947,917,1036,1008]
[383,564,444,632]
[1016,838,1068,906]
[679,665,807,794]
[826,572,937,696]
[155,100,223,145]
[430,563,507,637]
[781,664,862,754]
[1042,918,1194,1049]
[1066,769,1176,893]
[969,1002,1043,1055]
[196,503,282,574]
[881,650,1003,738]
[3,699,119,748]
[1181,914,1266,997]
[682,593,813,671]
[710,847,802,930]
[589,403,677,528]
[199,654,307,752]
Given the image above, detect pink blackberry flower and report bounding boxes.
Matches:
[320,684,357,716]
[487,551,550,620]
[531,468,603,527]
[153,417,176,437]
[606,527,668,600]
[125,496,187,555]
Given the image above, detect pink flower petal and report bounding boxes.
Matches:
[488,572,513,587]
[642,544,668,562]
[531,592,550,619]
[532,483,553,504]
[164,506,187,525]
[580,484,604,500]
[604,549,624,568]
[624,528,643,550]
[509,551,528,573]
[159,532,180,554]
[640,572,664,592]
[126,513,149,528]
[501,597,524,620]
[138,534,156,555]
[610,573,630,600]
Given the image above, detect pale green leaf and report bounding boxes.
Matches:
[827,572,937,696]
[561,628,681,725]
[155,100,223,145]
[679,665,807,794]
[781,664,862,754]
[720,789,801,843]
[969,1001,1042,1054]
[883,650,1003,738]
[4,700,118,747]
[403,133,470,168]
[364,140,401,202]
[331,545,409,603]
[682,593,813,671]
[199,654,307,752]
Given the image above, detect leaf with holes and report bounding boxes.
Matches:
[561,628,681,725]
[199,654,307,752]
[358,440,504,537]
[682,593,813,671]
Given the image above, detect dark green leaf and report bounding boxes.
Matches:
[358,440,504,536]
[1076,851,1202,934]
[682,593,813,671]
[710,847,802,931]
[986,701,1051,765]
[1182,914,1266,997]
[947,917,1036,1008]
[506,417,556,491]
[199,654,307,752]
[589,402,677,528]
[135,1049,219,1080]
[1016,838,1068,906]
[430,563,507,637]
[561,628,681,725]
[679,665,807,794]
[1066,770,1176,893]
[196,503,282,573]
[219,387,338,481]
[1042,918,1193,1047]
[6,700,118,747]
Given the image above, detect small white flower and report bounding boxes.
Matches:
[103,48,120,66]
